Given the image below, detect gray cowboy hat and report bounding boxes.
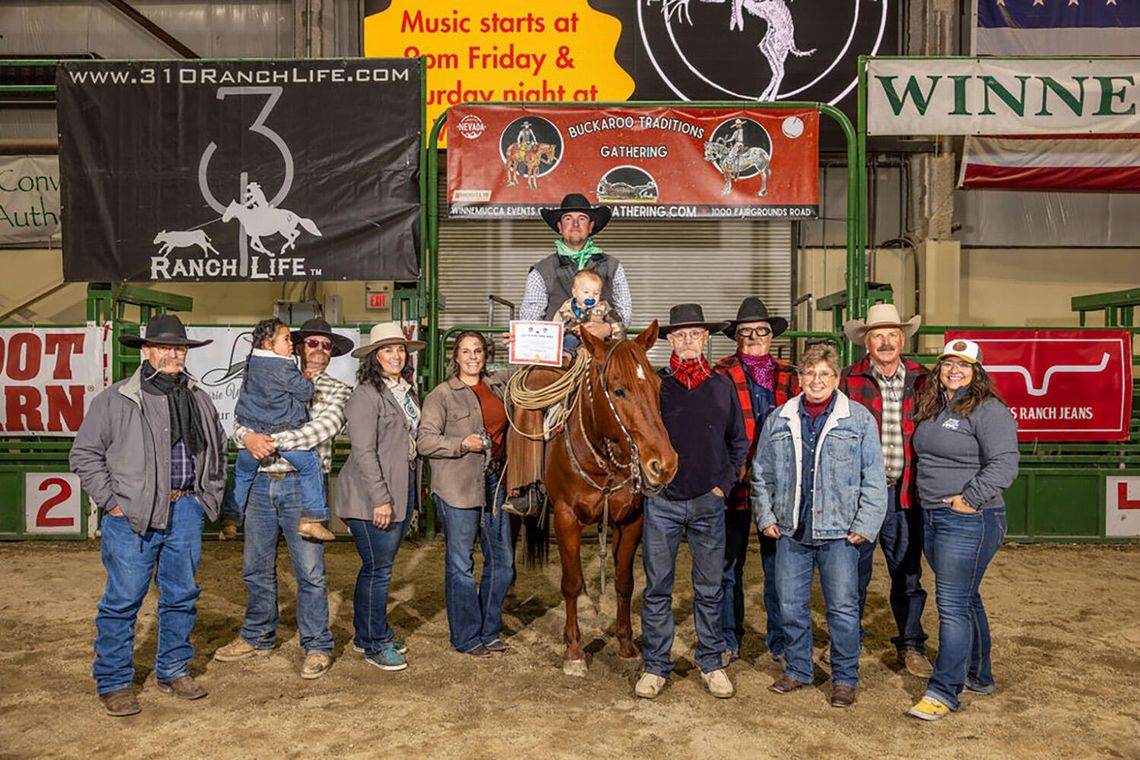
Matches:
[722,297,789,339]
[659,303,730,337]
[291,317,354,358]
[119,314,211,349]
[539,193,612,235]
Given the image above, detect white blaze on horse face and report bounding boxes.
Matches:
[636,364,646,381]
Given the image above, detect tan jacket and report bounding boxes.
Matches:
[555,297,626,341]
[417,371,510,509]
[337,382,418,522]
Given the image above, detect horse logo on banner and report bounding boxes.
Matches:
[703,117,773,196]
[500,116,563,190]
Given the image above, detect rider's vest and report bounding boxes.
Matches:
[530,251,619,322]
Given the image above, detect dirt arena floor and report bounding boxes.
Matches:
[1,536,1138,759]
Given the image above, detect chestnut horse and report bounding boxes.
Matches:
[546,322,678,676]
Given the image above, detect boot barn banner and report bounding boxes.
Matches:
[0,156,61,246]
[363,0,897,148]
[0,325,107,436]
[944,330,1134,442]
[56,59,423,283]
[447,105,819,220]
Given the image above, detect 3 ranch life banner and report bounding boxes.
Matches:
[57,59,423,283]
[448,105,819,220]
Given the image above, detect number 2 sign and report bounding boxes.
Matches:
[24,473,83,535]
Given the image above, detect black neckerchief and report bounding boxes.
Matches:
[141,361,206,455]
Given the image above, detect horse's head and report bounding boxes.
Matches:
[579,321,678,492]
[703,141,721,162]
[221,201,241,223]
[153,231,167,244]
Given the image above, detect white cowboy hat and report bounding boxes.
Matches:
[842,303,922,343]
[351,322,426,359]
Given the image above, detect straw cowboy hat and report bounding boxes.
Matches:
[842,304,921,343]
[539,193,612,235]
[659,303,730,337]
[722,296,788,339]
[291,317,355,358]
[119,314,211,349]
[351,322,426,359]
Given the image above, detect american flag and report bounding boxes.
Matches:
[963,0,1140,190]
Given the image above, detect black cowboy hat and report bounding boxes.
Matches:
[659,303,730,336]
[539,193,612,235]
[291,317,354,358]
[722,297,789,339]
[119,314,211,349]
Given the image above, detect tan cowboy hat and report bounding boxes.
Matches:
[351,322,426,358]
[842,303,922,343]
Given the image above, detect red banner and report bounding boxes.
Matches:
[0,325,106,436]
[945,330,1134,442]
[447,105,819,220]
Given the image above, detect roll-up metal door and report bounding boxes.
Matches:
[435,174,792,365]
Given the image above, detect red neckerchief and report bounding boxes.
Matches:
[669,353,712,390]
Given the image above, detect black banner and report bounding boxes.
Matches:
[58,59,423,282]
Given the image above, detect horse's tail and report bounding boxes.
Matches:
[790,44,816,57]
[522,505,550,568]
[299,217,322,237]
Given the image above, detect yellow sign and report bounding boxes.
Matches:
[364,1,634,146]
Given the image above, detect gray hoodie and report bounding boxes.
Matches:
[912,391,1019,511]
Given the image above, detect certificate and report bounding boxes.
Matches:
[508,320,564,367]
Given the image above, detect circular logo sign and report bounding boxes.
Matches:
[498,116,564,179]
[596,165,659,204]
[708,118,772,179]
[456,114,486,140]
[635,0,890,105]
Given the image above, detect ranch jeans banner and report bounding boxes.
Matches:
[56,59,423,283]
[944,329,1134,443]
[447,105,819,220]
[866,57,1140,136]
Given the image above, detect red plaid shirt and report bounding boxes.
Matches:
[839,355,928,509]
[714,354,799,511]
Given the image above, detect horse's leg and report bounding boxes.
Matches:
[613,513,644,659]
[250,235,272,257]
[554,504,588,676]
[281,228,299,255]
[759,167,769,197]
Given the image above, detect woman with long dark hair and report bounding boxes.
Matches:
[908,339,1019,721]
[417,331,513,657]
[337,323,424,672]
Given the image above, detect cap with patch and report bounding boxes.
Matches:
[938,339,983,365]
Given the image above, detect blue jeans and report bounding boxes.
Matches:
[224,449,328,523]
[346,475,416,655]
[776,536,862,688]
[641,491,727,677]
[856,486,928,652]
[93,495,204,693]
[435,474,514,652]
[923,507,1006,710]
[239,473,333,654]
[721,509,784,656]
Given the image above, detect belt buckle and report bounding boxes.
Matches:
[266,471,289,481]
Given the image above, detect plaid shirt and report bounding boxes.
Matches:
[873,364,906,481]
[839,356,928,509]
[170,440,195,491]
[232,372,352,474]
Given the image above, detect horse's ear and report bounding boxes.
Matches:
[635,320,660,351]
[578,324,610,361]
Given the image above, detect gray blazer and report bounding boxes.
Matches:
[337,382,418,522]
[417,371,509,509]
[70,368,227,536]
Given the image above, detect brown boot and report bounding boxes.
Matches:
[98,688,141,717]
[156,675,208,700]
[830,684,857,708]
[298,520,336,542]
[218,519,239,541]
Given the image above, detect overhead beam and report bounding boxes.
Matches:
[100,0,200,59]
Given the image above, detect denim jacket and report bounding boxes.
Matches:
[234,349,313,433]
[751,391,888,542]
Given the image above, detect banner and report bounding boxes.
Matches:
[0,156,61,246]
[182,326,361,437]
[364,0,896,148]
[944,330,1133,442]
[964,1,1140,191]
[866,58,1140,136]
[0,325,105,436]
[57,59,423,283]
[447,105,819,220]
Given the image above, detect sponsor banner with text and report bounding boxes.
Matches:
[0,156,61,246]
[448,105,819,220]
[944,330,1133,442]
[0,325,105,436]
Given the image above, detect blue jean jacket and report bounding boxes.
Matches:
[235,351,313,433]
[751,391,888,542]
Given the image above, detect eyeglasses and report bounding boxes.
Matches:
[941,358,974,370]
[147,344,188,354]
[800,370,837,380]
[736,326,773,338]
[670,329,708,343]
[304,338,333,350]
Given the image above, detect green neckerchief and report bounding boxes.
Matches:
[554,237,602,271]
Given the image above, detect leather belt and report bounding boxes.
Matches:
[170,488,195,502]
[266,471,293,481]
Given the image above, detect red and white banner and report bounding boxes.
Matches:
[945,330,1133,442]
[447,105,819,220]
[961,135,1140,191]
[0,325,105,436]
[1106,476,1140,538]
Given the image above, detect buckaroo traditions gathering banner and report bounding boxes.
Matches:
[944,330,1134,442]
[57,59,423,283]
[447,106,819,220]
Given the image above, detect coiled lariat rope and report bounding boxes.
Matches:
[504,347,593,440]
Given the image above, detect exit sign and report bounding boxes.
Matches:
[367,292,388,309]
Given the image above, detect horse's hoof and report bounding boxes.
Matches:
[562,659,588,677]
[618,644,640,660]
